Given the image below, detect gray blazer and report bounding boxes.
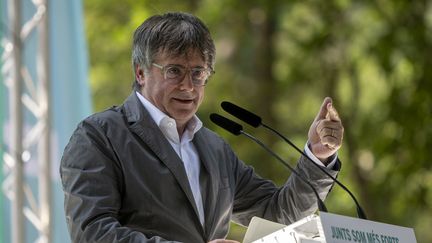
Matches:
[60,92,339,243]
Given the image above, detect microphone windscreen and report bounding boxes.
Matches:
[210,113,243,135]
[221,101,262,127]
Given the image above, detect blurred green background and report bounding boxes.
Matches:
[84,0,432,242]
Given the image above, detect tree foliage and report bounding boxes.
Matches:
[84,0,432,241]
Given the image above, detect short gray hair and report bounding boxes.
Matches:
[132,12,216,90]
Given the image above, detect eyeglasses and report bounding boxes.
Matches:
[152,63,214,86]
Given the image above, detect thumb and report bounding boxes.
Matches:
[327,102,341,122]
[314,97,332,122]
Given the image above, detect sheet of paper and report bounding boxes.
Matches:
[243,217,287,243]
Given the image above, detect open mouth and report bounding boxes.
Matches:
[173,98,194,104]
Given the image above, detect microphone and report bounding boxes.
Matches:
[220,101,367,219]
[209,113,328,213]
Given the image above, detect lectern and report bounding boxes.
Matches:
[244,212,417,243]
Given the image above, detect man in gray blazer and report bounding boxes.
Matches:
[60,12,344,243]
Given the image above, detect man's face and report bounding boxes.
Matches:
[136,50,207,129]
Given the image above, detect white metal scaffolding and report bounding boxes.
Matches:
[1,0,52,242]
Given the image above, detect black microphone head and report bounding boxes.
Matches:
[209,113,243,136]
[221,101,262,128]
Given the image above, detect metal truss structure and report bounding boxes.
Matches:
[1,0,52,242]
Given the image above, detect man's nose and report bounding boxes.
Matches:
[178,71,194,90]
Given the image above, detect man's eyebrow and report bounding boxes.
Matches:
[167,63,206,69]
[161,63,185,69]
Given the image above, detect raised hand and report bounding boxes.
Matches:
[307,97,344,164]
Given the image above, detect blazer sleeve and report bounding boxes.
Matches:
[230,143,340,226]
[60,118,181,243]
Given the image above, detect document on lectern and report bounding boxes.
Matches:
[243,214,321,243]
[243,217,286,243]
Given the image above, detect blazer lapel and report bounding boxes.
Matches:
[193,130,221,236]
[122,92,203,230]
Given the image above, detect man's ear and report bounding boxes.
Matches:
[135,65,145,85]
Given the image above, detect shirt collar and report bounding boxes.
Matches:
[135,91,202,142]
